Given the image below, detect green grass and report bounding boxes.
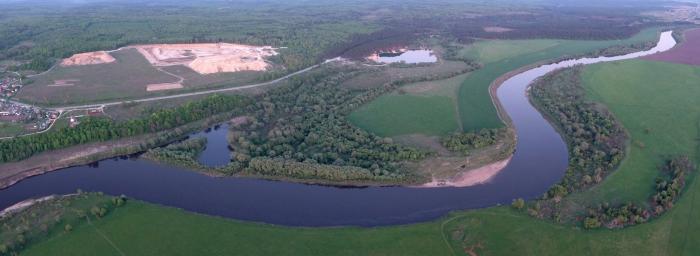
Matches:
[0,122,24,137]
[460,39,561,63]
[567,60,700,205]
[18,49,178,106]
[24,200,452,256]
[348,94,458,137]
[457,27,661,131]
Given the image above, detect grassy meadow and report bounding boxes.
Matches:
[349,28,662,137]
[22,58,700,256]
[456,27,661,131]
[348,94,458,137]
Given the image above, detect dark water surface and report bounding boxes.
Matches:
[0,32,675,227]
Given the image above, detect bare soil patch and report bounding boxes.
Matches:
[644,28,700,66]
[133,43,278,74]
[483,26,513,33]
[48,79,79,87]
[146,83,183,92]
[60,51,115,66]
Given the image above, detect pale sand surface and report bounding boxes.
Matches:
[146,83,184,91]
[132,43,278,74]
[60,51,115,66]
[419,157,512,188]
[483,26,514,33]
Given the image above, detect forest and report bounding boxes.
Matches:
[0,0,665,74]
[530,66,627,197]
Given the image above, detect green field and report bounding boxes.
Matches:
[23,59,700,256]
[17,49,179,106]
[457,27,661,131]
[348,94,458,137]
[566,60,700,205]
[349,28,662,136]
[0,122,24,137]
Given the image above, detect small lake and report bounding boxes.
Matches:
[375,49,437,64]
[0,31,676,227]
[190,123,231,167]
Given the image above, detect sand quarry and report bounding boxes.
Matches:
[132,43,278,74]
[60,51,115,66]
[58,43,278,91]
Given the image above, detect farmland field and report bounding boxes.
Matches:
[457,27,661,131]
[16,49,178,106]
[348,94,458,137]
[644,28,700,66]
[565,60,700,205]
[23,58,700,256]
[349,28,662,136]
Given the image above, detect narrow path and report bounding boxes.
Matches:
[86,216,126,256]
[2,58,339,139]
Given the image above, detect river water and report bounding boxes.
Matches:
[0,32,675,227]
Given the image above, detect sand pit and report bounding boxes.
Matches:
[483,26,514,33]
[146,83,183,92]
[420,157,512,188]
[133,43,278,74]
[644,29,700,66]
[60,51,115,66]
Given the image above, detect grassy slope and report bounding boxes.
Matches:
[348,94,458,137]
[458,27,660,131]
[24,59,700,256]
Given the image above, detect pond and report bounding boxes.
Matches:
[373,49,437,64]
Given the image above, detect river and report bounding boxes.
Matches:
[0,31,676,227]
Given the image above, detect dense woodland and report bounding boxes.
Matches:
[0,95,249,162]
[530,67,627,197]
[0,0,668,73]
[223,66,431,182]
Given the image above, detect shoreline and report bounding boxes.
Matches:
[418,156,512,188]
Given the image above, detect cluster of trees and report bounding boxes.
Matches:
[530,67,627,199]
[441,128,506,155]
[0,95,249,162]
[219,66,430,182]
[583,156,694,229]
[142,137,208,171]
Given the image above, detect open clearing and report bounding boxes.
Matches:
[348,94,458,137]
[16,44,278,106]
[644,28,700,66]
[23,59,700,256]
[60,51,115,66]
[17,49,180,105]
[133,43,278,74]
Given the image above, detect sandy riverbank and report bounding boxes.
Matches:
[419,157,512,187]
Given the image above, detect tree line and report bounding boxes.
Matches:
[0,95,249,163]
